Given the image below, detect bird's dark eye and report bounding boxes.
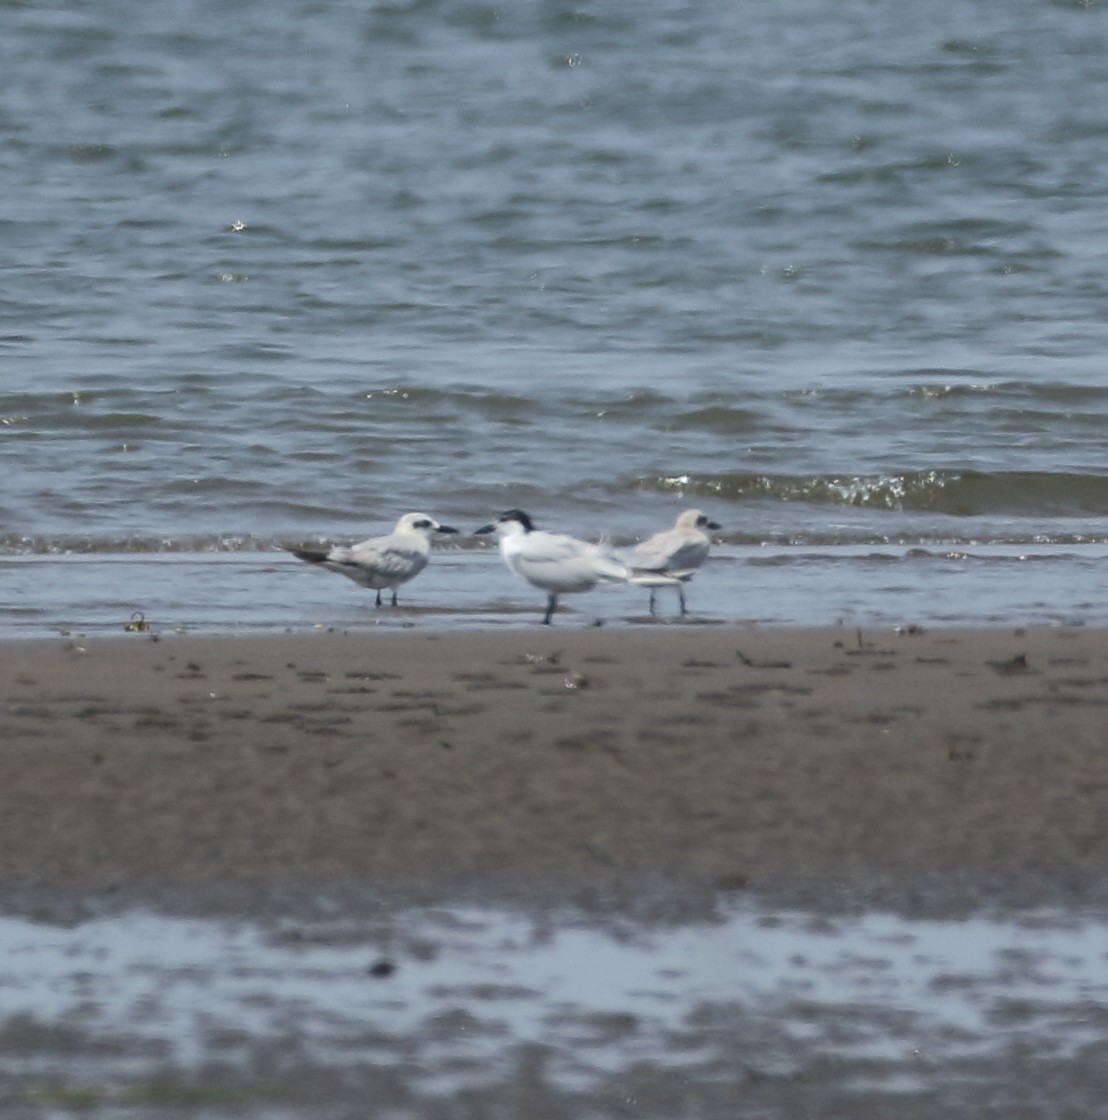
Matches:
[414,519,432,529]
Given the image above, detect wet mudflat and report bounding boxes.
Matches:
[2,904,1107,1119]
[3,625,1108,1116]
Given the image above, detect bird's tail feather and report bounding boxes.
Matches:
[288,546,330,564]
[626,568,695,586]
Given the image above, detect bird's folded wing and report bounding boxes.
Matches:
[627,534,707,572]
[349,543,425,575]
[665,541,709,570]
[514,536,629,583]
[624,532,677,568]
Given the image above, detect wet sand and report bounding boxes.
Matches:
[4,623,1108,1118]
[2,623,1107,923]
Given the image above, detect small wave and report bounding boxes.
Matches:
[6,525,1108,559]
[0,533,493,557]
[0,534,278,556]
[667,406,762,434]
[639,469,1108,517]
[903,379,1108,407]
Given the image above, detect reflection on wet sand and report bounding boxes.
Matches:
[2,905,1107,1117]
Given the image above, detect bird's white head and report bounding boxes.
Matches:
[395,512,459,536]
[677,509,721,532]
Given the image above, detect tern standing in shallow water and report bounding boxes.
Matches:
[289,512,458,606]
[622,508,721,615]
[475,509,636,625]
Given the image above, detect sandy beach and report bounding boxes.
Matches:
[3,622,1107,923]
[4,622,1108,1117]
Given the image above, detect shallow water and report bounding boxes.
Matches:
[5,540,1108,638]
[5,0,1108,634]
[2,903,1106,1116]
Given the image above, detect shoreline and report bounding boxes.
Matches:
[3,623,1108,924]
[9,542,1108,640]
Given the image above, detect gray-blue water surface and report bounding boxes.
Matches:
[4,0,1108,633]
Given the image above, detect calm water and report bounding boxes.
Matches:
[5,0,1108,633]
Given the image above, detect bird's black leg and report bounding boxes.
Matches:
[678,584,687,615]
[391,589,399,606]
[649,588,657,616]
[375,589,383,607]
[542,594,558,625]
